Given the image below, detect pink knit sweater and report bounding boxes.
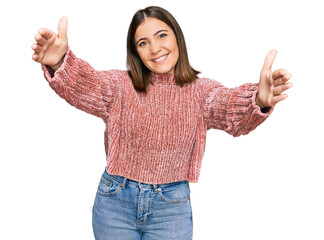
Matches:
[41,47,273,184]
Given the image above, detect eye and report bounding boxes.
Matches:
[159,33,167,38]
[138,41,147,47]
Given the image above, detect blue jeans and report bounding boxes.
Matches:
[92,169,193,240]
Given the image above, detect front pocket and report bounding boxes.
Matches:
[97,176,121,196]
[158,181,190,203]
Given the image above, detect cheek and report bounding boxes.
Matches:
[173,45,179,62]
[137,49,149,63]
[175,46,179,58]
[170,39,179,60]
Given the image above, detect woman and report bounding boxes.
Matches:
[31,6,292,240]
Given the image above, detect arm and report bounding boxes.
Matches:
[203,49,292,137]
[33,17,120,120]
[203,80,273,137]
[41,47,120,120]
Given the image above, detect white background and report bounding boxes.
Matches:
[1,0,323,239]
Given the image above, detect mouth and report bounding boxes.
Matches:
[151,53,169,64]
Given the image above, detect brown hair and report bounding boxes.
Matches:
[127,6,200,93]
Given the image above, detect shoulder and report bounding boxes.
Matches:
[98,69,132,86]
[100,69,128,79]
[195,76,225,92]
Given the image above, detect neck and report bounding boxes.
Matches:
[151,72,175,85]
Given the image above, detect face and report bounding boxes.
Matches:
[134,17,179,74]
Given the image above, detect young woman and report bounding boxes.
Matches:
[31,6,292,240]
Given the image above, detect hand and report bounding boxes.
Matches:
[31,16,69,70]
[256,49,293,108]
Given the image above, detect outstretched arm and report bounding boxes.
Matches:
[203,49,292,137]
[203,80,273,137]
[32,17,120,120]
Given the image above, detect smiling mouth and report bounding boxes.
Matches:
[152,53,169,63]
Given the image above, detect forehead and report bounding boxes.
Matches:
[135,17,172,39]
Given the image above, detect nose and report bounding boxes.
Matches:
[150,40,161,55]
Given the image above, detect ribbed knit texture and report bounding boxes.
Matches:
[41,46,273,184]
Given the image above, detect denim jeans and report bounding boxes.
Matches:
[92,169,193,240]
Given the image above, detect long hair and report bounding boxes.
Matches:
[127,6,200,93]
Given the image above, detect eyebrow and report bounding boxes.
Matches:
[136,29,169,45]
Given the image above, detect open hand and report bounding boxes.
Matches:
[256,50,293,108]
[31,16,68,70]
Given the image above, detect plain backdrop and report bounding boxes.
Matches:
[1,0,323,239]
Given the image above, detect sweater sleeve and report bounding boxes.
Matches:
[41,46,120,121]
[202,79,273,137]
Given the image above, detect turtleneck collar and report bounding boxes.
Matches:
[151,72,176,85]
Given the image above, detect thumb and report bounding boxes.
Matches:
[58,16,68,40]
[262,49,277,71]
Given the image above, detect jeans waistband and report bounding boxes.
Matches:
[103,169,188,191]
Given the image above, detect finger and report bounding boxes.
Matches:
[274,73,292,86]
[58,16,68,41]
[273,82,293,95]
[31,43,43,54]
[33,50,45,62]
[38,28,53,40]
[262,49,277,71]
[32,53,40,62]
[35,33,47,46]
[272,94,288,106]
[272,68,287,80]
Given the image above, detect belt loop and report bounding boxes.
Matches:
[153,184,158,192]
[122,177,127,189]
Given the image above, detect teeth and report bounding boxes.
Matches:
[153,54,168,62]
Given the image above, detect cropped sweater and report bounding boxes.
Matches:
[41,46,273,184]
